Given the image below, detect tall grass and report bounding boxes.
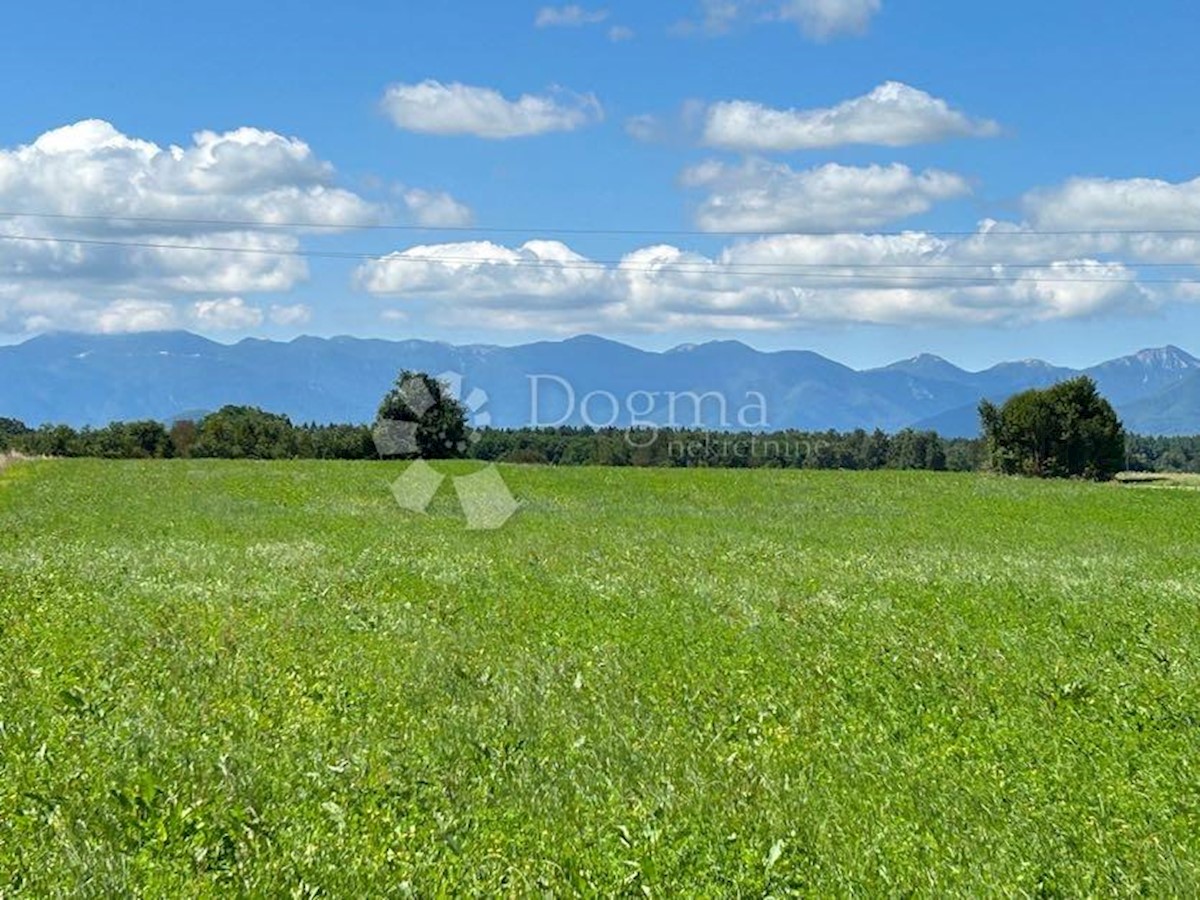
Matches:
[1,459,1198,894]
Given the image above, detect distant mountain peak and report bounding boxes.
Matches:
[988,358,1058,371]
[694,339,755,354]
[878,352,967,381]
[1132,345,1200,369]
[658,338,755,358]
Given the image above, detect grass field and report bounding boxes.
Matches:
[1,459,1199,895]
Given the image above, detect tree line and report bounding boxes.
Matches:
[2,408,1197,474]
[0,409,967,470]
[0,410,374,461]
[1,372,1187,476]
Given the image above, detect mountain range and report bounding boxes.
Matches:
[2,331,1200,436]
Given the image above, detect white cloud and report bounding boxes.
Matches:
[533,7,634,41]
[268,303,312,326]
[0,120,379,235]
[535,5,608,27]
[702,81,1000,151]
[125,230,309,294]
[380,80,603,139]
[357,240,609,306]
[680,0,881,39]
[682,159,970,231]
[773,0,880,39]
[6,296,182,335]
[1024,174,1200,231]
[718,232,1151,323]
[0,119,385,333]
[402,188,475,227]
[190,296,264,330]
[94,299,179,334]
[354,226,1159,332]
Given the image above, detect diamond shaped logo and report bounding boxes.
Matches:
[389,459,446,514]
[453,466,521,530]
[376,370,518,530]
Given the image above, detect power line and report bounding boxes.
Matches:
[4,229,1198,269]
[4,209,1200,239]
[1,232,1195,285]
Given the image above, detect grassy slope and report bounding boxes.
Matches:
[1,459,1198,895]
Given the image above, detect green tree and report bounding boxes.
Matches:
[21,424,80,456]
[0,417,30,452]
[945,438,986,472]
[192,406,298,459]
[859,429,891,469]
[169,420,199,458]
[980,376,1125,480]
[887,429,945,471]
[375,371,468,459]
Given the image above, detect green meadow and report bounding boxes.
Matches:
[1,459,1198,895]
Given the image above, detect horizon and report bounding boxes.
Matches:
[5,2,1200,369]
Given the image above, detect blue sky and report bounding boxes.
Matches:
[3,0,1200,368]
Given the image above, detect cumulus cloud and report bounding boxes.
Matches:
[353,225,1162,332]
[191,296,264,330]
[679,0,881,40]
[0,119,382,333]
[535,5,608,27]
[380,80,603,139]
[95,299,179,334]
[402,188,475,228]
[1,297,182,335]
[1024,174,1200,231]
[702,81,1000,151]
[608,25,636,41]
[357,240,609,306]
[716,231,1151,323]
[682,159,970,231]
[9,293,312,336]
[0,120,378,234]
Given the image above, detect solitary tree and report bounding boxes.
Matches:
[979,376,1125,480]
[375,370,468,459]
